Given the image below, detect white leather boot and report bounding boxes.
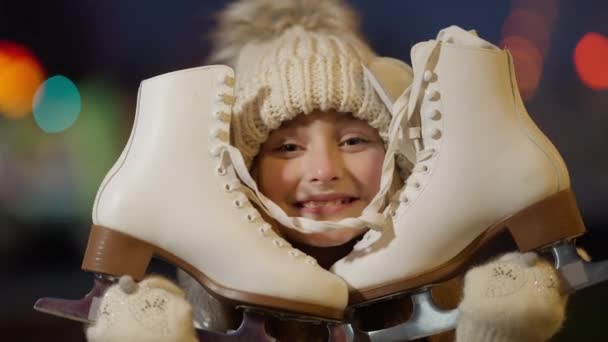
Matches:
[331,26,586,303]
[36,66,347,322]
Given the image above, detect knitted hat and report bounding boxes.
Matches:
[209,0,392,167]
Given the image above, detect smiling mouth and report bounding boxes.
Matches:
[295,197,357,209]
[294,197,359,217]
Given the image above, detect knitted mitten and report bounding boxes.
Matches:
[456,252,567,342]
[86,275,197,342]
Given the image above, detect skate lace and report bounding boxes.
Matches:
[382,41,442,219]
[211,73,317,266]
[402,42,441,160]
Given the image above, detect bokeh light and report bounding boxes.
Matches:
[0,77,128,221]
[0,115,77,220]
[500,0,559,100]
[0,41,45,119]
[501,9,551,54]
[33,75,82,133]
[574,32,608,90]
[510,0,559,28]
[501,35,543,99]
[64,78,128,215]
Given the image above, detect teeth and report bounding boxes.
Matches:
[301,199,350,208]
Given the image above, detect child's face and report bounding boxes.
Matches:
[255,110,385,223]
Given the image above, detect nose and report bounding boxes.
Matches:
[305,143,344,184]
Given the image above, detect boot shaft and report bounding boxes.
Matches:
[409,32,570,208]
[85,66,349,314]
[92,66,235,227]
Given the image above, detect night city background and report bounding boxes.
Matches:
[1,0,607,340]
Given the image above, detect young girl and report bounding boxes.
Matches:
[86,1,568,341]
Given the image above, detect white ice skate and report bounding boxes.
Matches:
[34,66,349,341]
[331,26,608,341]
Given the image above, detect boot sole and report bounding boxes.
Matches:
[81,225,344,321]
[349,188,586,304]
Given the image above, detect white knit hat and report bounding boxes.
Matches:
[209,0,392,166]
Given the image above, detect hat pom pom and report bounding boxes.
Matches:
[208,0,362,66]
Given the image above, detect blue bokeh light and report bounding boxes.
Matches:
[33,75,81,133]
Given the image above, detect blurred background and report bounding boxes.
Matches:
[1,0,606,340]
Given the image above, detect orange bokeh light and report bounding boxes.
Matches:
[0,41,45,119]
[502,9,551,54]
[574,32,608,90]
[501,35,544,100]
[510,0,559,28]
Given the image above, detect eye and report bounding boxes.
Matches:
[275,143,300,153]
[340,137,369,146]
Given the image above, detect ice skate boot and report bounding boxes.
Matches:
[331,26,607,340]
[34,65,348,339]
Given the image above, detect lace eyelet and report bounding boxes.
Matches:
[289,250,301,257]
[306,257,317,265]
[217,93,236,106]
[224,76,235,87]
[210,129,229,143]
[216,166,227,176]
[424,109,441,120]
[233,199,243,208]
[246,212,258,222]
[209,127,223,140]
[209,145,223,158]
[272,239,284,247]
[425,90,440,101]
[388,208,397,217]
[423,70,435,82]
[213,111,230,123]
[257,224,270,236]
[427,128,442,140]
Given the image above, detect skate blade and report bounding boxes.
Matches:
[196,310,274,342]
[33,276,113,324]
[237,305,342,324]
[338,289,458,342]
[34,297,97,324]
[551,241,608,294]
[195,306,344,341]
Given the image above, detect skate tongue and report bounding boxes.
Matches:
[436,25,499,49]
[407,41,440,130]
[406,25,499,136]
[405,25,501,136]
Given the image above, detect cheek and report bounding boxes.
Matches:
[348,150,384,198]
[257,157,299,203]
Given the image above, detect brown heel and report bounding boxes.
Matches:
[81,225,154,280]
[506,189,586,252]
